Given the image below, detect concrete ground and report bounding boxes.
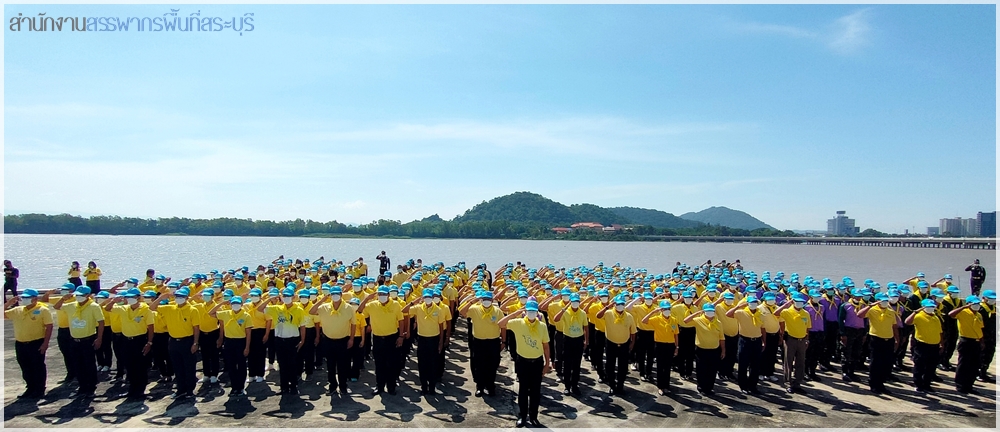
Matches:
[3,320,997,429]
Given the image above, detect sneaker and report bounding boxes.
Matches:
[266,363,273,371]
[631,364,638,371]
[255,376,263,383]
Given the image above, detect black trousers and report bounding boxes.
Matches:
[980,337,995,377]
[152,332,173,378]
[941,321,958,366]
[635,330,655,377]
[96,327,114,368]
[300,327,317,376]
[122,335,149,397]
[912,340,939,390]
[373,333,399,391]
[561,335,584,388]
[507,329,518,362]
[868,336,894,392]
[70,335,98,393]
[323,335,351,391]
[350,336,365,379]
[168,336,197,395]
[823,321,840,365]
[806,331,825,374]
[15,339,46,396]
[222,338,248,392]
[841,327,865,376]
[113,332,127,379]
[515,355,543,421]
[895,326,912,366]
[417,335,440,389]
[548,324,559,370]
[605,341,630,390]
[470,337,500,391]
[761,332,780,376]
[436,334,447,383]
[275,337,301,391]
[199,329,220,378]
[695,347,720,392]
[677,327,697,376]
[85,280,101,295]
[69,277,83,287]
[267,329,277,364]
[955,337,982,391]
[971,280,983,296]
[589,327,607,379]
[720,334,738,377]
[248,328,267,377]
[654,341,675,390]
[737,336,762,391]
[57,327,76,380]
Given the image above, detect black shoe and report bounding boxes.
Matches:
[563,388,571,395]
[339,388,350,395]
[373,388,384,396]
[387,388,397,395]
[810,374,822,383]
[515,418,527,428]
[475,389,483,397]
[608,388,617,396]
[741,389,751,395]
[529,418,545,428]
[571,386,581,395]
[485,388,496,397]
[842,374,853,383]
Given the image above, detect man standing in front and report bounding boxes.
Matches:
[776,294,811,394]
[4,289,53,399]
[857,293,899,396]
[53,286,104,399]
[358,286,406,396]
[965,259,986,296]
[150,288,201,400]
[312,286,357,396]
[949,295,985,395]
[499,299,552,429]
[404,289,446,395]
[727,295,766,395]
[462,291,503,397]
[106,288,154,400]
[597,295,637,396]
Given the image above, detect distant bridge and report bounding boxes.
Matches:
[636,236,996,250]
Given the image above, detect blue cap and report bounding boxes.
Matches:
[808,289,821,297]
[763,292,776,301]
[167,281,181,288]
[249,288,262,296]
[154,274,166,281]
[983,290,996,300]
[298,290,310,298]
[19,288,38,298]
[286,282,296,291]
[874,293,889,302]
[201,288,215,296]
[570,294,580,302]
[916,272,925,278]
[377,286,390,294]
[126,287,141,296]
[121,290,138,298]
[127,278,139,284]
[281,288,294,297]
[792,294,808,303]
[723,292,735,300]
[308,288,318,296]
[422,288,434,297]
[175,288,190,297]
[143,290,157,298]
[930,288,945,298]
[525,300,540,311]
[920,298,936,308]
[643,292,654,299]
[73,286,92,296]
[703,303,715,312]
[230,297,243,304]
[659,300,671,309]
[614,296,626,305]
[212,281,224,288]
[331,286,343,295]
[746,295,759,303]
[965,295,980,304]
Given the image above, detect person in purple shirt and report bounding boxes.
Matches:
[804,289,826,382]
[819,284,843,372]
[838,289,868,383]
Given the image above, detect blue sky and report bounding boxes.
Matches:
[4,5,996,233]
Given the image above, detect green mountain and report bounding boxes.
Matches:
[453,192,577,224]
[568,204,632,226]
[679,206,775,230]
[608,207,703,229]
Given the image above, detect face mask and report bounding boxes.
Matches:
[988,299,996,306]
[390,292,398,300]
[683,298,693,305]
[766,299,776,306]
[661,309,671,316]
[232,304,242,312]
[422,298,433,306]
[175,297,187,305]
[600,297,609,305]
[794,302,805,309]
[281,297,293,305]
[155,280,163,286]
[75,296,88,303]
[644,299,654,306]
[707,292,717,299]
[671,294,680,300]
[203,295,213,302]
[919,288,928,293]
[923,307,936,314]
[879,301,888,308]
[705,311,716,318]
[126,283,136,289]
[126,298,138,305]
[309,295,318,301]
[889,297,898,304]
[725,299,734,306]
[353,286,362,292]
[520,297,528,304]
[482,300,492,308]
[433,298,441,304]
[748,303,759,311]
[615,305,625,313]
[18,298,31,307]
[971,304,981,311]
[526,311,538,321]
[571,301,580,309]
[249,296,260,304]
[378,295,389,303]
[562,295,571,302]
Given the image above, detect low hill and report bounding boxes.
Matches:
[568,204,632,226]
[608,207,703,229]
[453,192,577,224]
[679,206,774,230]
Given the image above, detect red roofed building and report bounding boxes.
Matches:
[552,227,572,234]
[570,222,604,230]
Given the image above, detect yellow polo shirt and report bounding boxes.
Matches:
[734,307,764,338]
[84,268,102,281]
[547,300,566,325]
[6,304,53,342]
[55,300,75,328]
[780,307,811,339]
[216,309,253,339]
[956,308,984,339]
[911,311,942,344]
[560,308,589,338]
[195,301,220,333]
[410,304,446,337]
[714,303,739,337]
[264,304,306,338]
[631,303,655,331]
[506,317,549,359]
[692,315,725,349]
[316,301,357,339]
[672,302,696,328]
[63,300,105,338]
[157,303,201,338]
[603,310,637,345]
[152,310,168,333]
[244,303,268,329]
[760,304,782,334]
[354,311,366,337]
[468,304,503,340]
[113,304,154,338]
[587,303,608,332]
[364,300,404,337]
[648,314,678,343]
[103,307,123,333]
[866,305,897,339]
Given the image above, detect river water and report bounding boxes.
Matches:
[2,234,994,294]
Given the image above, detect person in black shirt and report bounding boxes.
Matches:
[4,260,19,302]
[965,259,987,296]
[377,251,391,275]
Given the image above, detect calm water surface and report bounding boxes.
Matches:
[2,234,994,294]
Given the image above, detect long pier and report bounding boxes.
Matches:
[637,236,997,249]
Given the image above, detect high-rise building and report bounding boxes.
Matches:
[962,218,978,237]
[827,211,859,236]
[940,218,963,236]
[927,227,939,236]
[977,211,996,238]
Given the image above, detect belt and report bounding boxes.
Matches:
[72,335,96,342]
[786,335,804,340]
[740,335,762,341]
[170,336,193,341]
[960,336,983,342]
[124,335,146,340]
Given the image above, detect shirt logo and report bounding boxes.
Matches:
[237,319,245,325]
[32,310,41,315]
[134,317,143,323]
[71,318,87,329]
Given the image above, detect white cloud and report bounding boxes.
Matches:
[729,9,873,55]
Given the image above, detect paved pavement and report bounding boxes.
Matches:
[3,320,997,429]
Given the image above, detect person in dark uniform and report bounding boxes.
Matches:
[4,260,20,302]
[377,251,391,276]
[965,259,987,296]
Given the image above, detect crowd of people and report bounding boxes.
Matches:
[3,255,996,428]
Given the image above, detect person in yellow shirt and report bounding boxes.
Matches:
[857,292,899,396]
[461,291,503,397]
[295,290,319,381]
[68,261,83,287]
[358,286,406,396]
[683,303,725,396]
[904,298,943,393]
[195,287,221,384]
[596,295,637,396]
[403,289,446,395]
[348,297,367,382]
[150,287,201,400]
[244,288,268,383]
[105,288,154,400]
[210,297,252,396]
[143,289,173,383]
[948,295,985,394]
[53,285,105,398]
[629,292,657,382]
[714,292,740,382]
[672,290,698,380]
[4,289,54,399]
[83,261,102,294]
[759,292,783,383]
[641,300,679,395]
[498,299,552,429]
[726,294,767,395]
[585,290,611,383]
[94,292,117,374]
[776,294,811,394]
[553,293,589,396]
[49,283,78,384]
[260,287,307,396]
[539,288,569,379]
[311,286,358,395]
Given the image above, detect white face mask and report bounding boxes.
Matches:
[175,297,187,305]
[794,302,805,309]
[971,304,981,311]
[232,304,242,312]
[671,294,680,300]
[390,292,398,299]
[309,295,318,301]
[154,280,163,286]
[18,298,32,307]
[75,296,88,303]
[662,309,671,316]
[644,299,653,306]
[249,296,260,304]
[615,305,625,313]
[330,294,342,302]
[725,299,734,306]
[126,298,138,305]
[526,311,538,321]
[433,297,441,304]
[923,307,936,314]
[889,297,898,304]
[424,298,433,305]
[353,286,362,292]
[766,299,776,306]
[988,299,996,306]
[281,297,293,305]
[482,300,492,308]
[683,298,693,305]
[378,295,389,303]
[562,295,571,302]
[877,301,887,308]
[203,295,213,302]
[748,303,759,311]
[600,297,609,305]
[571,301,580,309]
[126,283,136,289]
[705,311,716,319]
[707,292,717,299]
